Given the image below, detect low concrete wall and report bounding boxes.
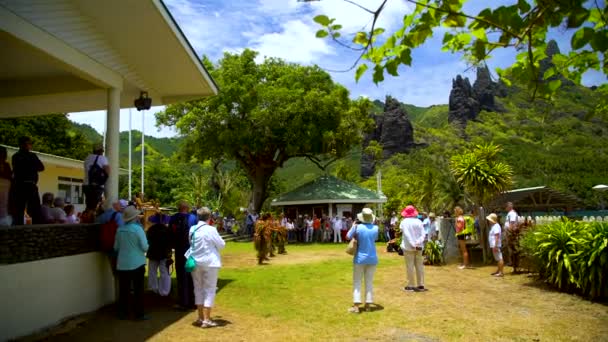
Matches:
[0,224,114,340]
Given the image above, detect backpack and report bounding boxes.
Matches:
[88,155,108,186]
[100,212,118,252]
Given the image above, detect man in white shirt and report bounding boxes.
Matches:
[332,215,343,243]
[400,205,427,292]
[49,197,67,223]
[504,202,521,273]
[83,144,110,211]
[305,215,314,243]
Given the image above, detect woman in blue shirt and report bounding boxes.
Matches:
[346,208,379,313]
[114,206,148,320]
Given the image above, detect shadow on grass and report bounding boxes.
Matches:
[519,275,608,305]
[364,303,384,312]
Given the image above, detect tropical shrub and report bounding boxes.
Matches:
[523,219,608,299]
[572,222,608,299]
[533,220,582,291]
[424,240,443,266]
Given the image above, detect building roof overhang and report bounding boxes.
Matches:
[0,0,217,118]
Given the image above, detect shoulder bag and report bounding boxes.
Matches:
[185,224,204,273]
[346,225,358,255]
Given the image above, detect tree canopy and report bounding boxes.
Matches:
[156,49,372,211]
[311,0,607,97]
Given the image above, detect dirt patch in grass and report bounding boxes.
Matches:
[23,244,608,342]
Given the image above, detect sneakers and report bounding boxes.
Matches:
[201,320,218,328]
[347,306,360,314]
[414,286,428,292]
[458,265,466,270]
[403,286,416,292]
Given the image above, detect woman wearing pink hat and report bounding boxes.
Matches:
[400,205,427,292]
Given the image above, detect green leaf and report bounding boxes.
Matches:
[543,67,556,80]
[399,48,412,65]
[330,24,342,31]
[386,59,399,77]
[372,64,385,84]
[567,8,590,28]
[517,0,531,13]
[355,64,368,82]
[313,15,331,26]
[332,32,341,39]
[373,28,386,36]
[590,31,608,52]
[316,30,328,38]
[571,27,594,49]
[472,28,487,41]
[444,13,466,27]
[353,32,368,45]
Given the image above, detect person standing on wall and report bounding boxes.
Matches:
[10,136,44,225]
[400,205,427,292]
[504,202,520,273]
[83,144,109,211]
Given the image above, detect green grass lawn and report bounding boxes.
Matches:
[39,242,608,342]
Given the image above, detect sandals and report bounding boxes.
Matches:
[347,306,360,314]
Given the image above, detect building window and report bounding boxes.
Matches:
[57,177,84,205]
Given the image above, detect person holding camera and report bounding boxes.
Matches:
[400,205,427,292]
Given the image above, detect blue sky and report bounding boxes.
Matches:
[70,0,606,137]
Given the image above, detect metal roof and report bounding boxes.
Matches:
[271,175,387,206]
[487,186,583,211]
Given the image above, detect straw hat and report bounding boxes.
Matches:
[357,208,376,223]
[429,212,436,218]
[486,213,498,224]
[122,206,142,223]
[401,205,418,218]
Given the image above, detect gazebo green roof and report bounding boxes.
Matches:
[271,175,387,206]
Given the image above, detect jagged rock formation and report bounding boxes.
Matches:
[448,66,506,127]
[539,40,574,86]
[361,96,417,177]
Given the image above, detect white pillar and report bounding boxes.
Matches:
[105,88,120,206]
[328,204,333,218]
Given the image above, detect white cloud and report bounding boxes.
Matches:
[249,20,335,63]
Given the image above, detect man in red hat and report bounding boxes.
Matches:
[400,205,426,292]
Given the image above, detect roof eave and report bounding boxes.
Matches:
[271,198,387,206]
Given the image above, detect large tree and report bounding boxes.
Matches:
[156,49,371,212]
[310,0,607,97]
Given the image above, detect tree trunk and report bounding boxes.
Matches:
[478,206,490,263]
[247,165,274,213]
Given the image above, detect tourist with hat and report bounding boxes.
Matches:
[346,208,379,313]
[486,213,504,277]
[400,205,427,292]
[114,205,149,320]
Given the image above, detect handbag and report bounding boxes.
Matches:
[346,225,358,255]
[185,224,204,273]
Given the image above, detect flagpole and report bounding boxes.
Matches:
[128,108,132,200]
[141,109,145,199]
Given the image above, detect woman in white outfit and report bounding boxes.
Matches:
[187,207,226,328]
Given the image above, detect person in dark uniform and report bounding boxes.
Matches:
[10,137,44,225]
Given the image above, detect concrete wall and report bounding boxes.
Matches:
[0,252,114,341]
[0,224,114,340]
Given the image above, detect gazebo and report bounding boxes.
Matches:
[0,1,217,339]
[271,175,387,219]
[487,186,583,213]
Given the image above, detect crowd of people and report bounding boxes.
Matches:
[98,198,224,327]
[345,202,519,313]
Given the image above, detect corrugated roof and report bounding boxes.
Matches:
[271,175,387,206]
[487,186,583,210]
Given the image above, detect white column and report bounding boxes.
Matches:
[105,88,120,206]
[328,204,333,218]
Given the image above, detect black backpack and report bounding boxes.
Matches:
[88,155,108,186]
